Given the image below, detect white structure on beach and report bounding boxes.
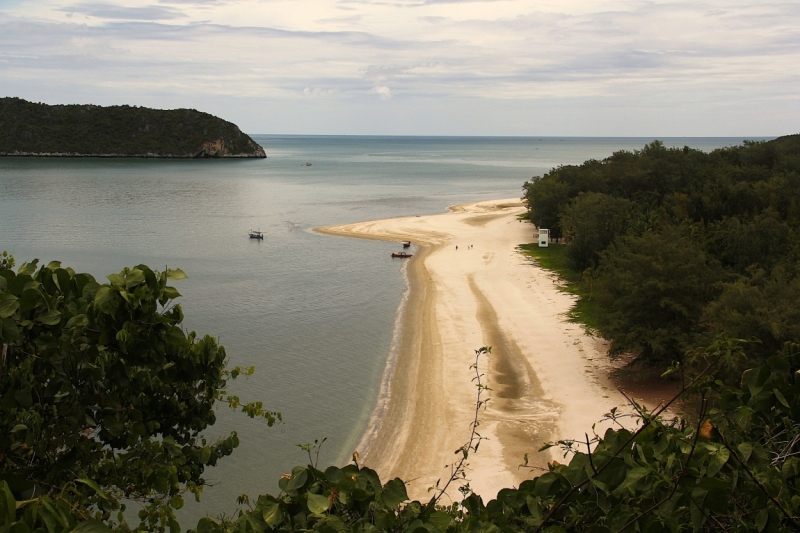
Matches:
[538,228,550,247]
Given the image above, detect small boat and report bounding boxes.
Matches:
[391,252,412,258]
[402,241,411,248]
[249,230,264,240]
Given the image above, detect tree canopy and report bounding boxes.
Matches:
[0,256,278,532]
[523,135,800,365]
[0,98,266,158]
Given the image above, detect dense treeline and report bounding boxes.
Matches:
[524,134,800,366]
[0,97,266,157]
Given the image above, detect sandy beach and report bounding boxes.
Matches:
[316,199,633,502]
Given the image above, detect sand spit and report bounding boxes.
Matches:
[315,199,632,502]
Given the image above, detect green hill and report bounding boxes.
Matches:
[0,97,266,158]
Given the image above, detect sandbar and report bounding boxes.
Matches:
[315,199,632,501]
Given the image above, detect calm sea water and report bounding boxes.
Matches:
[0,135,767,520]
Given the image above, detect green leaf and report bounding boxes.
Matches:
[167,269,188,281]
[75,479,111,501]
[19,289,43,314]
[428,511,453,530]
[71,520,113,533]
[106,274,124,287]
[381,478,408,510]
[162,287,181,301]
[153,476,169,494]
[1,317,21,342]
[615,466,649,494]
[17,261,38,277]
[54,269,71,296]
[125,269,145,289]
[737,442,754,462]
[170,496,184,510]
[0,481,16,527]
[244,513,261,533]
[0,294,19,318]
[261,499,283,528]
[8,521,31,533]
[36,309,61,326]
[93,287,116,309]
[307,493,329,515]
[200,446,212,464]
[196,518,220,533]
[706,446,730,477]
[774,389,790,408]
[39,507,58,533]
[285,469,308,491]
[65,315,89,329]
[755,509,769,532]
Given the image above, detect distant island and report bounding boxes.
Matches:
[0,97,266,158]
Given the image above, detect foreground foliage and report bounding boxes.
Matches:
[198,340,800,533]
[0,256,278,532]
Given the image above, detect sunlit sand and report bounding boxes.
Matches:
[316,199,631,501]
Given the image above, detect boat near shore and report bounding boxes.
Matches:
[391,251,412,258]
[402,241,411,248]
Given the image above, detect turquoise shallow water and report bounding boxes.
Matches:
[0,135,768,520]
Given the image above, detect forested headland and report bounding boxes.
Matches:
[524,134,800,371]
[0,98,266,158]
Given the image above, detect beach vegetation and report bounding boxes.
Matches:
[0,257,278,533]
[522,133,800,369]
[517,244,603,332]
[186,339,800,533]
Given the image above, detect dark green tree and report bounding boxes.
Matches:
[703,267,800,364]
[595,228,722,362]
[560,192,630,272]
[523,175,569,240]
[0,258,279,532]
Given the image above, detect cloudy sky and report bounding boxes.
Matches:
[1,0,798,135]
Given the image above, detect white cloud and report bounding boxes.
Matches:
[0,0,798,134]
[58,2,186,20]
[303,87,339,97]
[370,85,392,99]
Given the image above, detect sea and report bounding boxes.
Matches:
[0,135,768,521]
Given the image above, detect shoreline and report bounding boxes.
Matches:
[315,199,633,500]
[0,153,266,158]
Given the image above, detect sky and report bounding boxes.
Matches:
[0,0,798,135]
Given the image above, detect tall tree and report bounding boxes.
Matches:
[523,175,569,240]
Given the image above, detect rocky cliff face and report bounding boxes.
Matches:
[0,98,268,158]
[195,137,267,158]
